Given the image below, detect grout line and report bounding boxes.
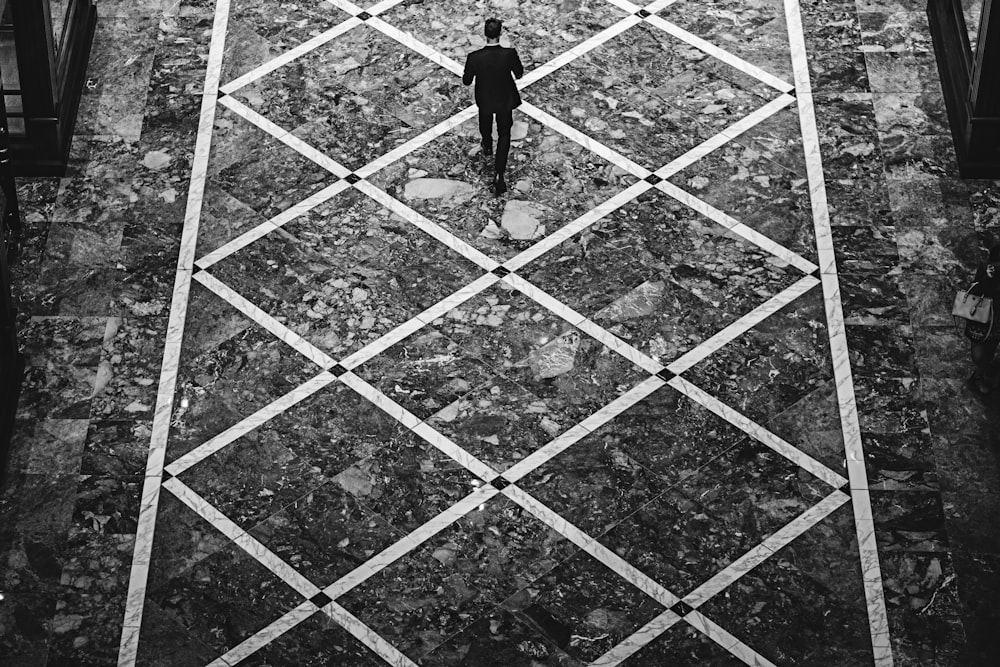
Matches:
[117,2,233,665]
[667,275,820,375]
[645,14,793,93]
[164,371,336,476]
[782,0,893,664]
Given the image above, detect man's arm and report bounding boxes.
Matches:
[511,49,524,79]
[462,54,475,86]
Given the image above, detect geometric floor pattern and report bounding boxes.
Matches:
[119,0,891,664]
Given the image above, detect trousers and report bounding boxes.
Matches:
[478,108,514,176]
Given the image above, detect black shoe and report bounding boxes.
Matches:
[481,144,493,158]
[493,176,507,196]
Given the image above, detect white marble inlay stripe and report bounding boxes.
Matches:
[603,0,642,14]
[355,106,478,179]
[207,601,318,667]
[685,610,778,667]
[667,275,819,375]
[165,371,336,476]
[163,477,320,597]
[118,2,233,664]
[502,376,665,482]
[643,0,680,13]
[504,180,652,272]
[504,486,680,609]
[654,179,817,274]
[195,180,351,270]
[682,490,850,609]
[353,180,499,271]
[589,608,683,666]
[783,0,892,662]
[323,485,499,598]
[218,17,363,95]
[320,601,419,667]
[194,271,337,369]
[339,273,499,370]
[574,316,665,374]
[655,94,796,180]
[368,16,463,75]
[645,14,793,94]
[669,376,848,489]
[519,102,651,178]
[219,95,350,177]
[339,372,499,482]
[519,15,641,87]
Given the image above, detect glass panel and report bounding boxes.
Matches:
[963,0,984,54]
[50,0,72,55]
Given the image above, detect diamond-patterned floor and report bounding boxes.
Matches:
[5,1,1000,666]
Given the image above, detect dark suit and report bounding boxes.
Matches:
[463,44,523,176]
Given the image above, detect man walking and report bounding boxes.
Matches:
[463,17,523,196]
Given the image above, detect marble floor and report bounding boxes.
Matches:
[2,0,999,665]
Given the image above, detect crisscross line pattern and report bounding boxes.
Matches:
[120,0,891,665]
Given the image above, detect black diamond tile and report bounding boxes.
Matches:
[671,600,695,617]
[329,363,348,377]
[357,11,371,21]
[492,266,511,278]
[490,476,511,490]
[310,591,332,608]
[656,369,676,382]
[345,173,361,184]
[644,173,662,185]
[637,9,651,18]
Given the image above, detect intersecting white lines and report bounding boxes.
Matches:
[123,0,890,664]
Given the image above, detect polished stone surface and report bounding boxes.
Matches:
[2,0,999,666]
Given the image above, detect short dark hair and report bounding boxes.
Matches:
[484,18,502,39]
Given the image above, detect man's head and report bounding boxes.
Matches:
[484,17,502,40]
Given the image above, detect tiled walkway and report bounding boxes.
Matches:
[2,0,999,666]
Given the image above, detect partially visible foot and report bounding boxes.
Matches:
[969,372,992,395]
[481,143,493,158]
[493,176,507,196]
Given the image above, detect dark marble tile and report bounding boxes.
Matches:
[365,114,638,262]
[832,224,899,273]
[517,431,669,537]
[0,473,78,547]
[825,174,893,227]
[51,137,141,226]
[940,490,1000,554]
[220,0,350,83]
[379,0,630,71]
[872,490,949,552]
[766,381,848,472]
[865,52,944,94]
[800,0,864,50]
[419,609,574,667]
[41,218,126,269]
[40,530,136,666]
[16,316,107,422]
[952,551,1000,667]
[500,551,664,663]
[930,432,1000,496]
[883,552,966,667]
[530,22,777,170]
[71,475,142,535]
[166,283,318,458]
[90,317,167,420]
[207,188,483,360]
[859,11,934,53]
[840,272,910,325]
[808,50,872,93]
[685,290,835,428]
[252,611,387,666]
[247,480,404,589]
[923,377,995,438]
[621,622,746,666]
[146,538,305,657]
[865,432,940,492]
[81,419,153,476]
[6,419,88,476]
[853,375,929,434]
[230,24,467,172]
[14,266,129,317]
[898,273,958,327]
[882,133,960,183]
[895,225,979,281]
[695,551,875,666]
[134,599,219,667]
[846,323,919,377]
[873,91,950,138]
[911,325,969,379]
[206,105,336,220]
[887,177,949,229]
[813,93,885,187]
[339,496,577,659]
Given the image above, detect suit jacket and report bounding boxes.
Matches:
[463,45,524,113]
